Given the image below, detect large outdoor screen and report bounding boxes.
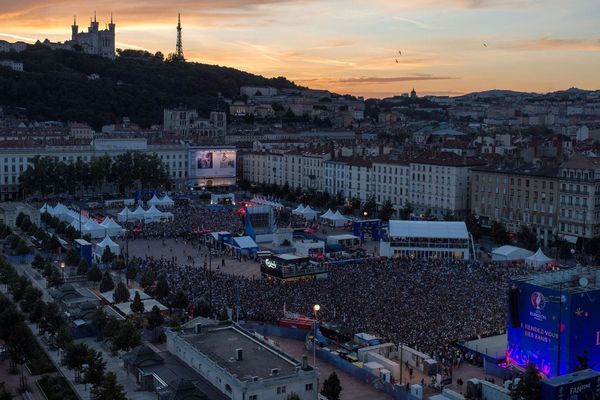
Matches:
[189,149,236,178]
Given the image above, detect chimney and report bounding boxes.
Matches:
[236,348,243,361]
[195,323,202,334]
[302,355,308,370]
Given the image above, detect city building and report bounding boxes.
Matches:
[70,14,116,59]
[380,220,473,260]
[163,108,227,137]
[408,152,486,218]
[166,320,318,400]
[0,60,24,72]
[557,152,600,243]
[470,163,559,246]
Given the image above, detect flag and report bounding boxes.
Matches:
[80,208,90,218]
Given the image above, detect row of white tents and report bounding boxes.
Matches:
[41,203,124,239]
[117,205,174,223]
[147,194,175,208]
[491,245,554,268]
[250,195,284,209]
[291,205,351,226]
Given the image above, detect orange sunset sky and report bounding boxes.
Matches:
[1,0,599,98]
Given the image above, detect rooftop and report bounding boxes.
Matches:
[472,162,559,178]
[178,324,302,380]
[388,220,469,240]
[514,266,600,294]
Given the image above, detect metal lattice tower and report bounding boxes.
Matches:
[176,13,184,60]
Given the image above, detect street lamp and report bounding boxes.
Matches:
[313,304,320,368]
[60,262,65,281]
[363,211,368,218]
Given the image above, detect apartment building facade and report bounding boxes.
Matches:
[470,164,559,246]
[557,153,600,243]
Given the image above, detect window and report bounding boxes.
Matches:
[277,386,287,394]
[306,383,314,391]
[249,396,257,400]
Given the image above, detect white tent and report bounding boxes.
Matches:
[292,204,306,215]
[82,219,105,239]
[95,235,120,257]
[321,209,334,220]
[52,203,71,219]
[491,245,534,262]
[40,203,51,214]
[526,248,553,268]
[117,207,131,222]
[330,210,349,227]
[144,205,165,223]
[70,215,89,230]
[302,206,318,220]
[159,194,174,208]
[147,194,161,207]
[100,217,123,237]
[129,206,146,221]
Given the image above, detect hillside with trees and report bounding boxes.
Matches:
[0,45,298,128]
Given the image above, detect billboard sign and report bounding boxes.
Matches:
[189,149,236,179]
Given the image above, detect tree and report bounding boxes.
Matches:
[218,308,229,321]
[491,221,510,245]
[76,258,89,275]
[55,324,73,351]
[130,291,145,314]
[511,363,541,400]
[147,305,164,342]
[126,264,138,281]
[62,342,90,381]
[361,195,377,218]
[399,203,413,220]
[91,308,108,339]
[99,271,115,293]
[40,302,62,343]
[31,253,46,270]
[154,274,170,300]
[113,282,130,304]
[82,349,106,391]
[465,213,482,241]
[7,323,34,389]
[28,299,46,325]
[170,289,188,311]
[321,371,342,400]
[194,299,211,318]
[378,200,395,221]
[517,225,538,251]
[101,246,114,265]
[140,269,155,288]
[20,285,42,314]
[87,265,103,283]
[103,316,121,339]
[46,267,64,288]
[92,372,127,400]
[111,321,141,352]
[64,248,80,266]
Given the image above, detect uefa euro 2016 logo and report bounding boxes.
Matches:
[531,291,546,310]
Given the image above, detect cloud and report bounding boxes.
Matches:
[0,32,38,42]
[498,37,600,51]
[392,16,439,30]
[332,75,458,84]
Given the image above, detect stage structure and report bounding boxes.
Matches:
[507,266,600,378]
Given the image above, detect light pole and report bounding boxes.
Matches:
[313,304,320,368]
[60,261,65,282]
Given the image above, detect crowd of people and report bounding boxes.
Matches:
[136,250,521,361]
[122,205,244,239]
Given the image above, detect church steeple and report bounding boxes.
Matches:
[72,15,78,37]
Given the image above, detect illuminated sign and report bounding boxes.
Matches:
[265,259,277,269]
[188,149,236,179]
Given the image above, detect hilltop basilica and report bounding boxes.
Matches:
[69,13,116,59]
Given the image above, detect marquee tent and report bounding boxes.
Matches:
[100,217,123,237]
[329,210,350,227]
[159,194,174,208]
[491,245,534,262]
[292,204,306,215]
[526,248,553,268]
[321,209,334,220]
[129,206,146,221]
[40,203,52,214]
[147,194,161,207]
[302,206,318,220]
[117,207,132,222]
[82,219,105,239]
[95,235,121,258]
[144,205,168,223]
